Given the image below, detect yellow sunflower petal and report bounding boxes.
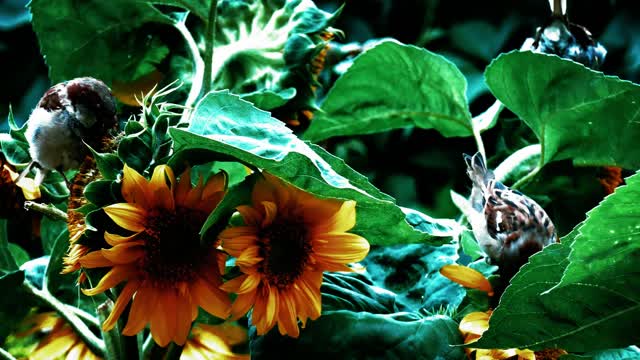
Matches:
[101,241,145,264]
[230,291,258,320]
[150,291,173,347]
[82,265,135,296]
[149,165,175,210]
[102,279,140,331]
[459,311,490,336]
[440,264,494,296]
[312,233,369,263]
[235,246,263,268]
[104,203,146,232]
[295,272,322,319]
[314,200,357,233]
[104,231,140,246]
[123,286,158,336]
[219,228,258,257]
[65,342,85,360]
[192,277,231,319]
[122,164,151,207]
[30,332,77,360]
[79,251,113,269]
[277,290,300,337]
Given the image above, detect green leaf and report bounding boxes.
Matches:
[251,312,464,359]
[304,41,473,142]
[561,346,640,360]
[473,208,640,352]
[459,229,484,261]
[0,270,32,342]
[321,272,403,314]
[41,215,68,255]
[88,146,123,181]
[0,133,30,165]
[45,226,70,292]
[8,244,29,267]
[241,88,297,110]
[84,180,119,207]
[0,219,18,273]
[175,91,433,245]
[485,51,640,169]
[30,0,173,83]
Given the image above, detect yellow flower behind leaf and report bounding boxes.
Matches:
[181,323,250,360]
[440,264,494,296]
[15,312,100,360]
[3,162,41,200]
[219,172,370,338]
[459,311,535,360]
[79,164,231,347]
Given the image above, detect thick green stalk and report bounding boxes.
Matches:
[202,0,219,97]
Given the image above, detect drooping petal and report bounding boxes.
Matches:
[104,203,146,232]
[79,251,113,268]
[202,171,227,199]
[122,286,158,336]
[82,265,135,296]
[175,167,192,206]
[276,290,299,337]
[150,291,173,347]
[102,279,140,331]
[101,241,145,264]
[104,231,140,246]
[174,294,194,345]
[236,205,263,226]
[229,291,258,320]
[440,264,494,296]
[313,200,357,233]
[260,201,277,227]
[122,164,151,207]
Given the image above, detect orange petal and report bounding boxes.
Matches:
[175,167,192,206]
[82,265,135,296]
[236,206,263,226]
[312,233,369,263]
[277,291,300,337]
[123,286,158,336]
[183,176,205,209]
[149,165,175,210]
[104,231,140,246]
[260,201,277,227]
[79,251,113,269]
[122,164,151,207]
[101,241,145,264]
[30,333,76,360]
[296,273,322,319]
[104,203,146,232]
[219,227,258,257]
[440,264,494,296]
[102,279,140,331]
[235,246,263,268]
[230,291,258,320]
[150,291,173,347]
[202,171,228,198]
[314,200,356,233]
[174,294,194,345]
[192,277,231,319]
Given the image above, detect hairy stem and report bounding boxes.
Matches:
[202,0,219,98]
[174,20,204,123]
[23,281,105,357]
[0,347,16,360]
[23,201,68,221]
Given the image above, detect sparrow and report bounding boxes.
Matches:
[22,77,117,186]
[463,153,557,277]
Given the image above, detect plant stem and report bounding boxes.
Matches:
[97,300,122,360]
[0,347,16,360]
[174,21,204,123]
[67,304,101,329]
[512,165,542,190]
[23,281,105,357]
[472,125,486,165]
[141,333,155,360]
[23,201,68,221]
[202,0,219,98]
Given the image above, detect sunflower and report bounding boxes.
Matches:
[15,312,100,360]
[219,172,370,337]
[79,164,231,347]
[181,322,249,360]
[459,311,535,360]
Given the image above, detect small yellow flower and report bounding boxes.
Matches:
[440,264,494,296]
[79,164,230,347]
[181,323,250,360]
[15,312,100,360]
[219,172,370,338]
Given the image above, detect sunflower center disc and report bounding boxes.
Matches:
[259,216,311,289]
[141,207,208,285]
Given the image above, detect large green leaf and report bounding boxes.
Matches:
[476,175,640,352]
[304,41,473,142]
[250,311,464,359]
[485,51,640,169]
[173,91,446,245]
[30,0,173,83]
